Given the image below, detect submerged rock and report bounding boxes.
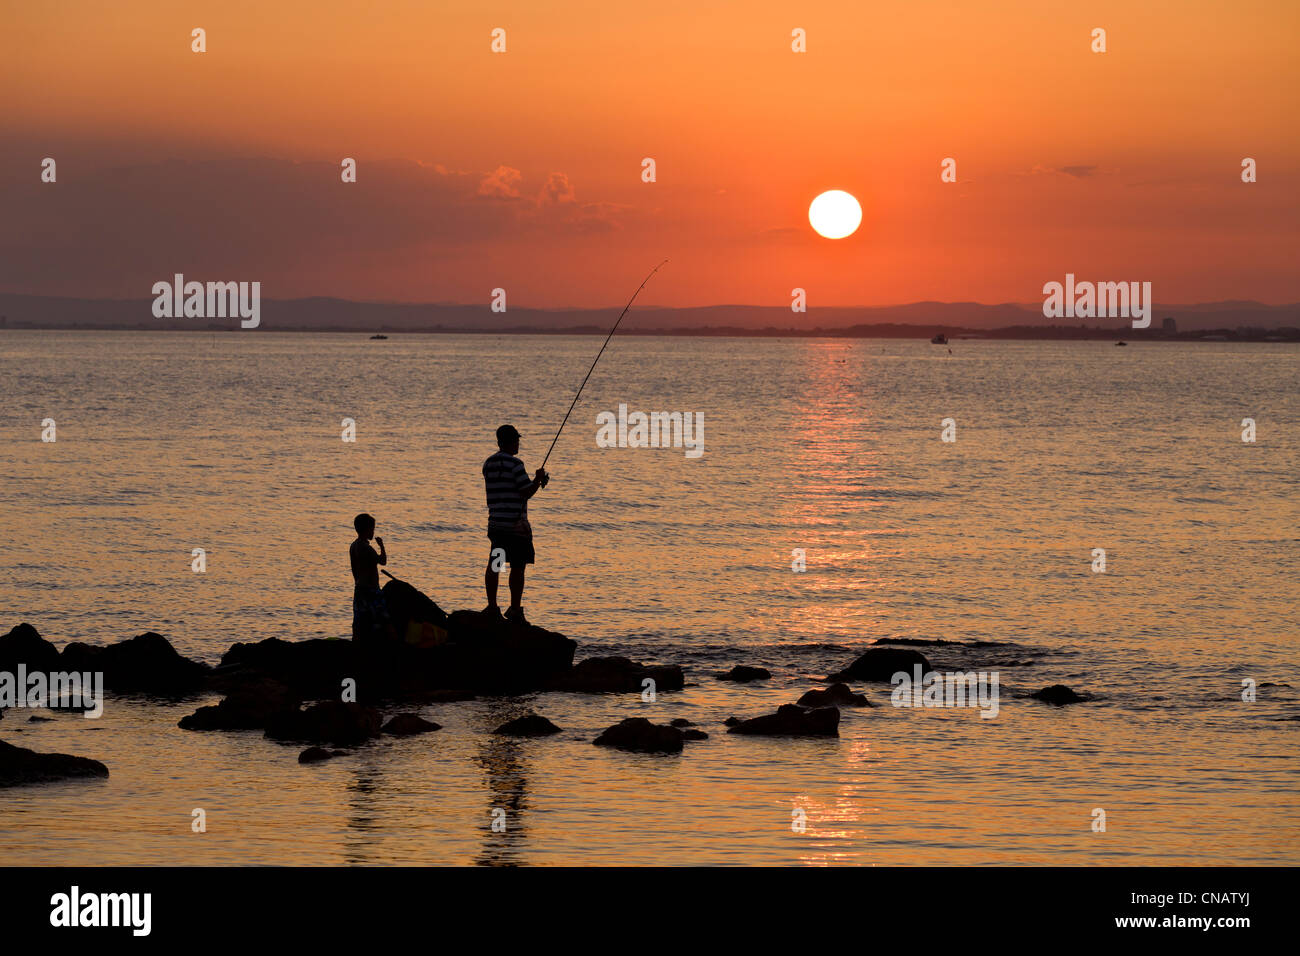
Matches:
[265,701,382,745]
[668,718,694,727]
[593,717,684,753]
[682,729,709,741]
[493,714,562,736]
[797,682,871,708]
[381,713,441,736]
[179,677,300,731]
[298,747,346,764]
[0,739,109,787]
[727,704,840,737]
[1030,684,1086,705]
[714,665,771,682]
[828,648,930,683]
[550,657,685,694]
[61,632,210,694]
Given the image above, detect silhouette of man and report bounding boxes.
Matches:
[483,424,548,625]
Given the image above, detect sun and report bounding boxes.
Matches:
[808,190,862,239]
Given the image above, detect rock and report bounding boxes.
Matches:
[223,613,575,697]
[1030,684,1086,705]
[668,718,694,727]
[727,704,840,737]
[724,716,742,726]
[380,577,449,647]
[219,638,364,698]
[426,689,476,702]
[828,647,931,683]
[0,623,62,675]
[493,714,562,736]
[0,739,109,787]
[593,717,684,753]
[298,747,346,764]
[265,701,382,745]
[444,610,577,688]
[798,682,871,708]
[682,729,709,740]
[381,713,441,736]
[61,632,209,694]
[550,657,684,694]
[715,665,771,682]
[179,677,300,731]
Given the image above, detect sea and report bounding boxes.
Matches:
[1,330,1296,865]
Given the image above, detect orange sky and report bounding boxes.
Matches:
[2,0,1297,307]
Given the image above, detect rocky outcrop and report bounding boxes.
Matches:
[727,704,840,737]
[217,638,358,699]
[221,611,576,698]
[715,665,771,682]
[265,701,382,745]
[0,739,108,787]
[493,714,562,736]
[549,657,684,694]
[682,729,709,740]
[381,713,441,736]
[828,648,930,683]
[593,717,684,753]
[797,682,870,707]
[61,632,210,694]
[1029,684,1086,705]
[0,623,62,674]
[178,677,300,731]
[425,689,476,702]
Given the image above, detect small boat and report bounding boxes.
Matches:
[1115,341,1127,347]
[930,333,948,345]
[370,334,389,340]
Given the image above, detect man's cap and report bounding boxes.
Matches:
[496,424,521,443]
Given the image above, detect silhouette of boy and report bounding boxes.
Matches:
[350,513,392,643]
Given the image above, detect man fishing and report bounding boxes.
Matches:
[483,424,549,625]
[478,261,666,626]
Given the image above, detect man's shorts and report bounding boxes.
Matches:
[488,527,535,566]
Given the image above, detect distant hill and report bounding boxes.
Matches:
[0,293,1295,335]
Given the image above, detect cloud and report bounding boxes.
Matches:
[562,200,627,233]
[0,153,633,297]
[477,165,523,199]
[1026,164,1098,178]
[538,172,576,205]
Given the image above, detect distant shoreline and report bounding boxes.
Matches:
[2,324,1297,342]
[2,293,1295,340]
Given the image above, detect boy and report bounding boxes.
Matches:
[350,513,392,643]
[482,424,548,625]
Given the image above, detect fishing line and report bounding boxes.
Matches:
[539,258,668,469]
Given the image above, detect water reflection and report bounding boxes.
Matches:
[342,756,386,865]
[475,701,537,866]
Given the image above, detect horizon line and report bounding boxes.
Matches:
[2,292,1296,311]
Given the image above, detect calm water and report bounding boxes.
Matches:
[1,330,1296,865]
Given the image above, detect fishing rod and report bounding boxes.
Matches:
[539,258,668,469]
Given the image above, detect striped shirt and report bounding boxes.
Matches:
[483,451,531,530]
